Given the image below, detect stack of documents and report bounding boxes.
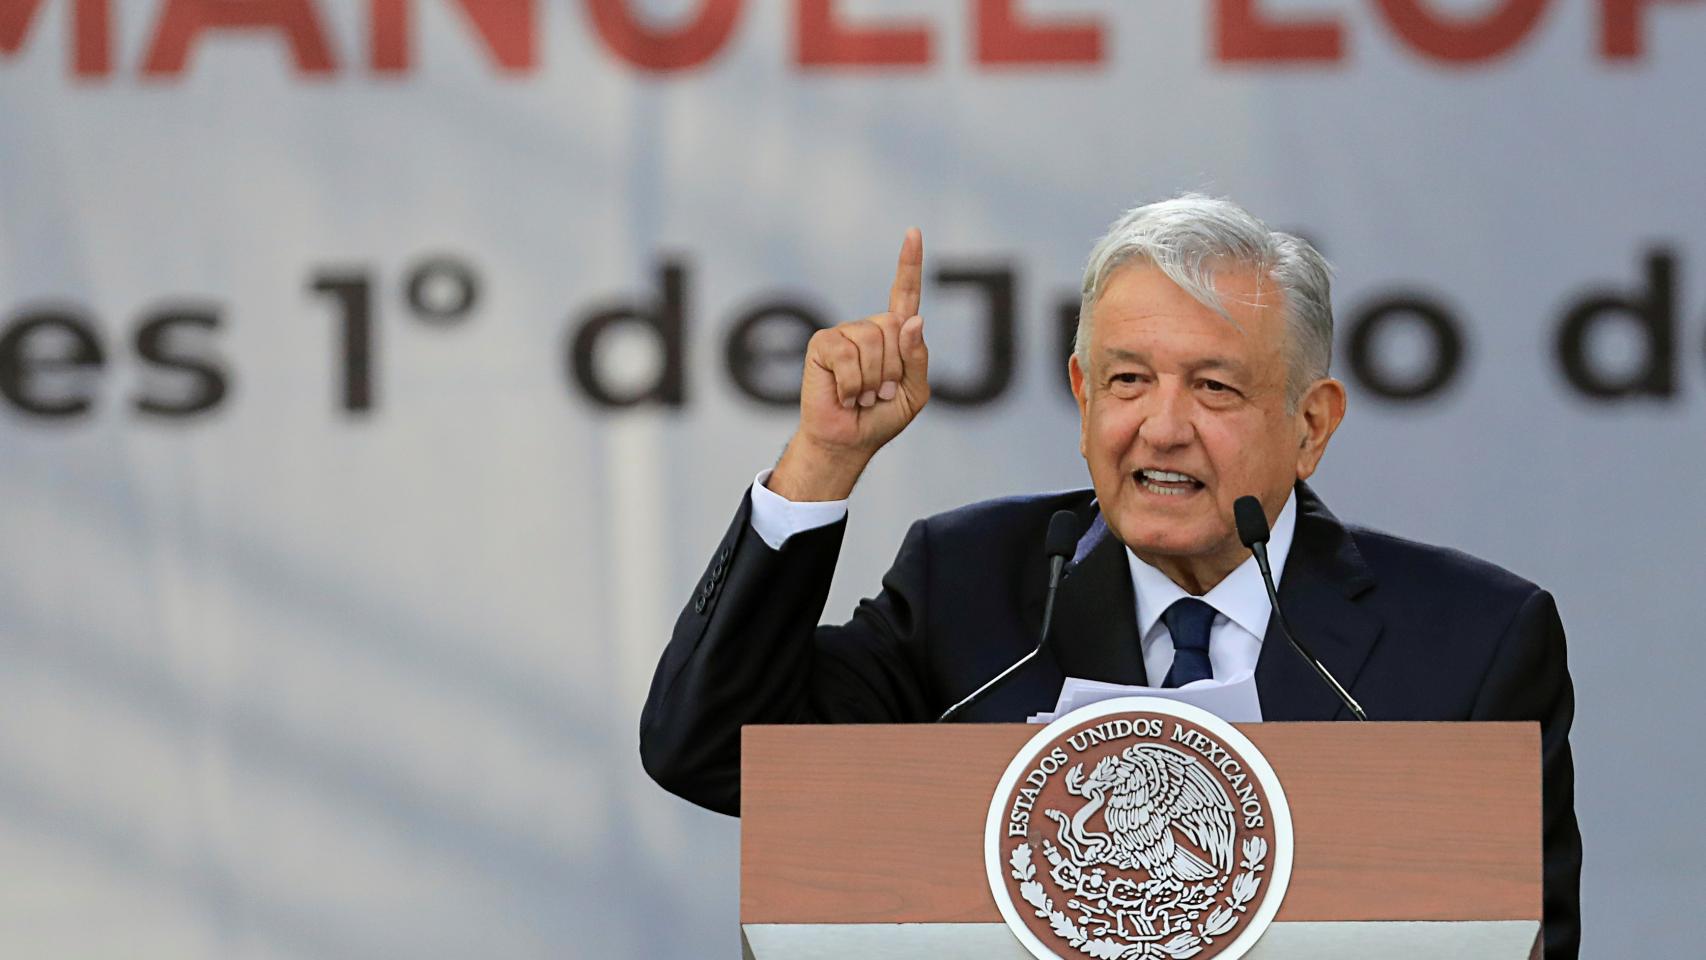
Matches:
[1026,671,1262,724]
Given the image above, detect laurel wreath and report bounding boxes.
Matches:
[1009,835,1268,960]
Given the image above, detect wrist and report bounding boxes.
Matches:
[768,436,870,502]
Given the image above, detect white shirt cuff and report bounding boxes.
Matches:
[748,468,849,550]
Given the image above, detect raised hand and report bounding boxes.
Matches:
[767,229,930,502]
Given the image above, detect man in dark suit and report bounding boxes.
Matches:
[639,196,1581,957]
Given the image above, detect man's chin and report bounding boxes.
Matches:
[1104,516,1226,560]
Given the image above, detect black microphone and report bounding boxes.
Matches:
[937,509,1080,722]
[1234,496,1368,722]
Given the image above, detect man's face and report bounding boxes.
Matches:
[1069,263,1342,586]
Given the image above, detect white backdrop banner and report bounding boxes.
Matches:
[3,2,1703,956]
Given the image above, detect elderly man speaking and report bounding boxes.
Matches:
[638,195,1582,957]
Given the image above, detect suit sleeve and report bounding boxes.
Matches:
[637,488,936,816]
[1469,589,1582,960]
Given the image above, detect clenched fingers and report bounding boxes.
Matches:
[810,328,864,408]
[812,313,914,408]
[837,317,890,407]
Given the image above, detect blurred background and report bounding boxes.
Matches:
[2,1,1702,955]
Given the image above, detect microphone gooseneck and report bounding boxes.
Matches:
[937,509,1080,723]
[1234,495,1367,721]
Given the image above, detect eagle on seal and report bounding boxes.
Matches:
[1046,744,1236,885]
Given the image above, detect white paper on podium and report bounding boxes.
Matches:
[1026,672,1263,725]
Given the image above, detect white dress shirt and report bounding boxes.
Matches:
[746,469,1296,690]
[748,469,849,549]
[1128,493,1295,688]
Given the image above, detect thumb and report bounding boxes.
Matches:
[900,314,928,399]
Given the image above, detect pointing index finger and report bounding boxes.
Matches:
[887,227,923,320]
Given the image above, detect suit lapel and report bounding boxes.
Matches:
[1045,512,1148,686]
[1023,485,1383,716]
[1255,484,1384,720]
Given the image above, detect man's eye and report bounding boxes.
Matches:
[1199,379,1231,393]
[1112,373,1139,384]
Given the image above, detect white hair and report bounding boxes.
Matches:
[1076,194,1334,409]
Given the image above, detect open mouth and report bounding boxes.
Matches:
[1135,468,1205,497]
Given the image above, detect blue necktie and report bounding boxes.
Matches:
[1161,598,1218,688]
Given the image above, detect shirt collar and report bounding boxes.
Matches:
[1125,492,1298,641]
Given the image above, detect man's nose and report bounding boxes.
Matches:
[1136,379,1195,450]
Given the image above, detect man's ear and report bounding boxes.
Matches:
[1295,377,1347,481]
[1069,353,1090,459]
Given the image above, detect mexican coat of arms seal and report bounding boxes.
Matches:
[985,698,1293,960]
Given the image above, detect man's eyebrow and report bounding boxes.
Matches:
[1190,357,1251,378]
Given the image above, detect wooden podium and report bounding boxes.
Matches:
[740,722,1542,959]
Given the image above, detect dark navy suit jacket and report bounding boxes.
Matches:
[639,482,1581,958]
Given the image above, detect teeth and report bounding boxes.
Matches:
[1138,469,1201,496]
